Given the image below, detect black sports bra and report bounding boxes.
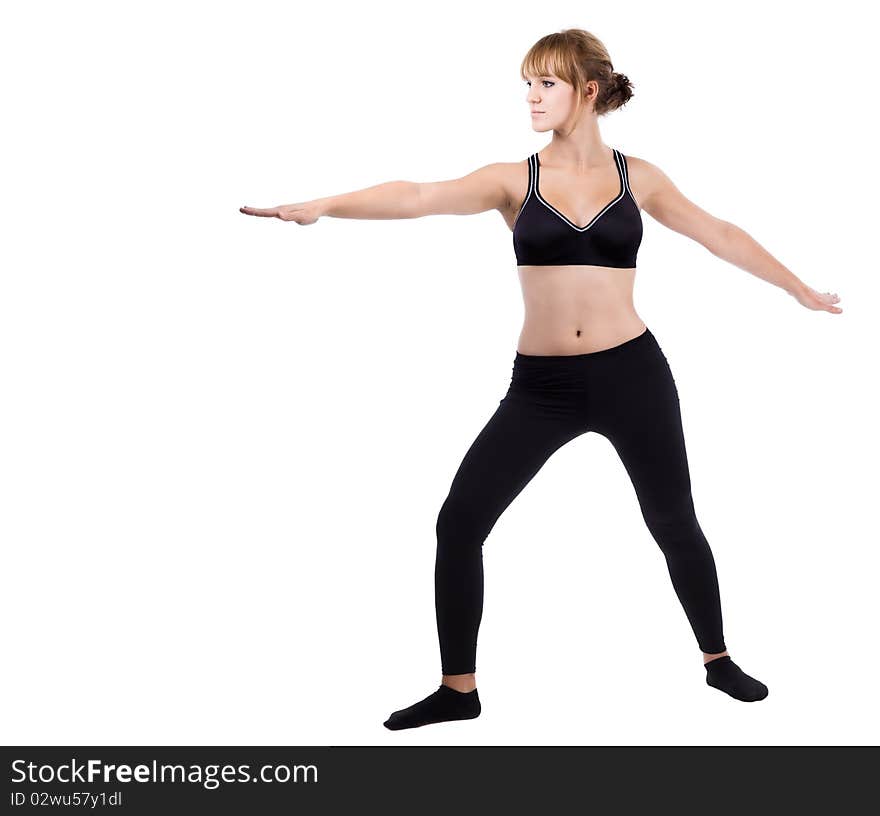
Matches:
[512,148,642,268]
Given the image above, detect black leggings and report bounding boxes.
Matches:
[434,326,727,675]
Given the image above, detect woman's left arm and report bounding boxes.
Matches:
[629,156,842,314]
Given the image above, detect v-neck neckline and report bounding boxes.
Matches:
[533,148,625,231]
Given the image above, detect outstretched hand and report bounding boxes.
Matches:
[790,284,842,314]
[239,202,322,225]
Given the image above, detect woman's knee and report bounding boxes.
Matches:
[436,491,498,549]
[640,495,703,550]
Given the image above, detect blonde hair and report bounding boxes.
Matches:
[520,29,634,117]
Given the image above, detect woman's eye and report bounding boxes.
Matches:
[525,80,554,88]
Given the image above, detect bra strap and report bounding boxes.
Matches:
[513,155,536,229]
[615,148,635,200]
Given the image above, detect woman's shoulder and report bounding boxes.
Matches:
[619,152,663,181]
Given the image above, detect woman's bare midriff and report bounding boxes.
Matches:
[516,264,647,355]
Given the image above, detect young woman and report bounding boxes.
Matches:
[241,29,841,730]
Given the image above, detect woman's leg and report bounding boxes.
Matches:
[593,337,767,701]
[597,351,727,655]
[384,389,585,730]
[435,392,586,677]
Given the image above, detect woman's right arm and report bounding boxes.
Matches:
[239,163,511,224]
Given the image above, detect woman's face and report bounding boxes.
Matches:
[524,72,592,130]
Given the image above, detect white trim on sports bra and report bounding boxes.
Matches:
[532,147,626,232]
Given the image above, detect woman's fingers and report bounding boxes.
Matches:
[815,292,842,313]
[239,206,280,217]
[800,286,842,313]
[239,203,321,225]
[820,292,842,311]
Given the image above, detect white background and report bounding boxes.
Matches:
[2,0,877,746]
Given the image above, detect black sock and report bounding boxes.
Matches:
[704,655,768,702]
[383,684,481,730]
